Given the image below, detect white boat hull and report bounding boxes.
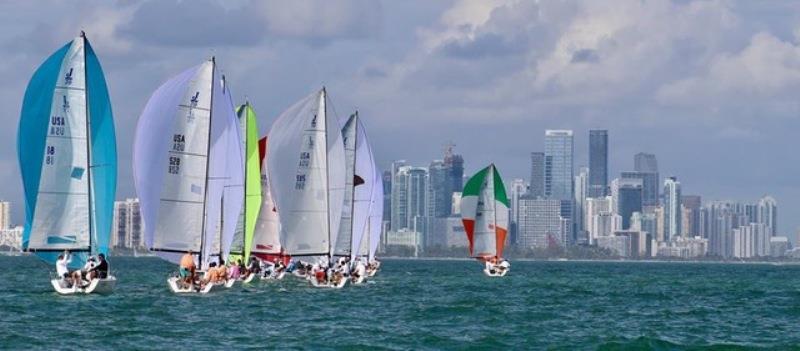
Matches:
[51,276,116,295]
[242,273,255,284]
[309,276,347,289]
[483,266,509,277]
[350,274,366,285]
[260,270,286,281]
[167,277,229,294]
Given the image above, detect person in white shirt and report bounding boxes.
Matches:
[55,252,72,286]
[72,256,96,287]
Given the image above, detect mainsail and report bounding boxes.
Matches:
[460,164,509,259]
[134,58,243,270]
[18,33,117,268]
[267,89,345,258]
[228,102,262,264]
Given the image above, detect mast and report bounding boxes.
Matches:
[198,57,216,268]
[347,112,358,258]
[491,164,497,259]
[241,101,249,257]
[81,31,95,255]
[322,88,332,261]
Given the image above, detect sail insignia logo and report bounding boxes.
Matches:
[64,68,73,86]
[187,92,200,123]
[311,115,317,128]
[62,96,70,111]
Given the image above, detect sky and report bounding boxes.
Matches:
[2,0,800,240]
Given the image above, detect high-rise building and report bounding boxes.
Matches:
[0,201,10,230]
[544,130,574,201]
[393,166,428,231]
[383,170,392,227]
[620,171,659,207]
[444,145,464,211]
[426,160,449,218]
[588,130,608,197]
[584,196,612,244]
[390,160,407,230]
[573,168,588,244]
[757,196,777,236]
[517,197,566,248]
[681,195,702,236]
[590,212,622,241]
[663,177,682,240]
[529,152,545,198]
[635,153,659,173]
[615,178,643,230]
[633,152,660,206]
[112,198,143,249]
[508,178,528,245]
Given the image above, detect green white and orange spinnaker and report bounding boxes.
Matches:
[460,164,509,260]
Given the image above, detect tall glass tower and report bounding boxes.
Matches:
[544,130,574,200]
[588,130,608,198]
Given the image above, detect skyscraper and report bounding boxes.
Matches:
[573,167,588,244]
[634,153,659,206]
[757,196,777,236]
[588,130,608,197]
[663,177,682,240]
[383,170,392,228]
[681,195,702,236]
[529,152,545,198]
[621,171,659,207]
[544,130,574,200]
[112,198,143,249]
[616,178,643,230]
[393,166,428,230]
[426,160,449,218]
[444,145,464,211]
[508,178,528,245]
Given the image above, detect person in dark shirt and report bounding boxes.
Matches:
[87,253,109,280]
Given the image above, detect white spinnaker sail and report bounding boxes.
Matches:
[29,37,91,251]
[368,164,383,261]
[135,61,217,266]
[267,89,345,257]
[252,138,282,256]
[348,114,376,260]
[202,76,244,267]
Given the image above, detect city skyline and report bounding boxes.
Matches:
[1,1,799,243]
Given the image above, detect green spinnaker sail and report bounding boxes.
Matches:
[228,102,262,264]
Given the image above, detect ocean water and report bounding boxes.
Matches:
[1,256,800,350]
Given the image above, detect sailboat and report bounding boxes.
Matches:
[337,112,376,284]
[133,58,244,294]
[252,136,289,281]
[267,88,347,288]
[461,164,511,277]
[227,102,262,283]
[18,32,117,295]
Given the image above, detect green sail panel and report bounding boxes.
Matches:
[229,103,262,264]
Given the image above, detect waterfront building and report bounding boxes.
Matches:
[757,196,777,237]
[518,197,566,248]
[0,225,22,252]
[112,198,143,249]
[0,201,9,230]
[573,168,588,244]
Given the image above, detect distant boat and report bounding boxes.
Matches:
[267,88,347,288]
[336,111,378,283]
[133,58,244,294]
[460,164,511,277]
[227,102,262,269]
[18,32,118,295]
